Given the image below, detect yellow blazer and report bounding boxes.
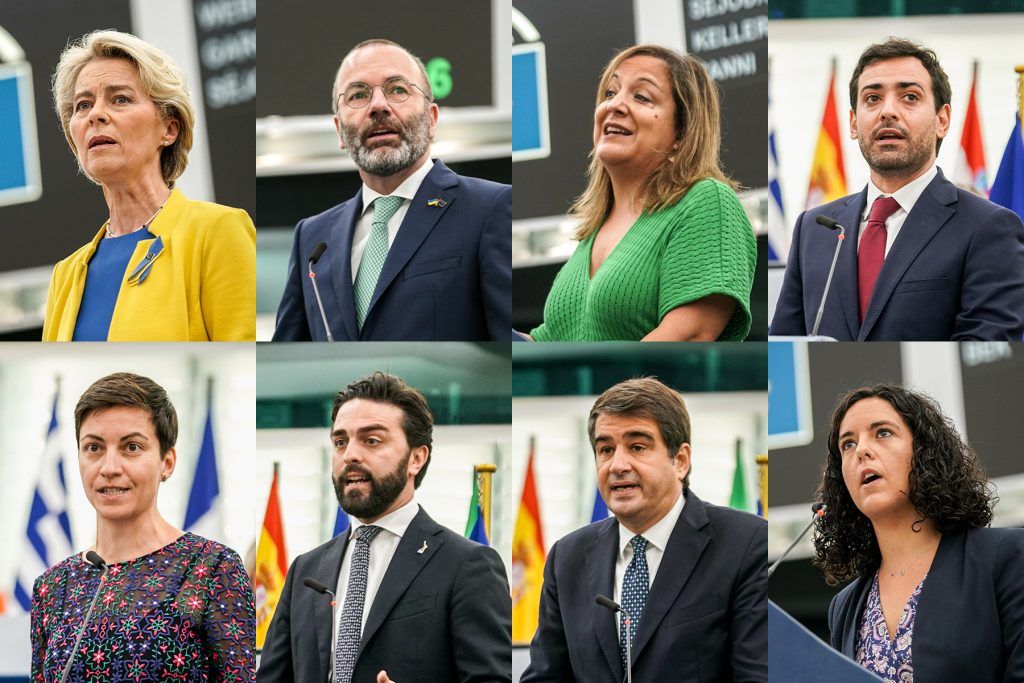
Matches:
[43,189,256,341]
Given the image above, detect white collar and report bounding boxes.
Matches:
[863,164,938,219]
[349,496,419,540]
[617,489,685,556]
[360,158,435,216]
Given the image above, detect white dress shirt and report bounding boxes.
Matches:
[349,158,435,280]
[857,164,938,256]
[331,497,420,656]
[613,491,685,638]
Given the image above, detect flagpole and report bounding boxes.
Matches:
[756,455,768,517]
[1016,65,1024,140]
[475,463,497,542]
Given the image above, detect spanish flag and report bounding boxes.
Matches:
[255,462,288,649]
[806,59,847,209]
[512,438,546,645]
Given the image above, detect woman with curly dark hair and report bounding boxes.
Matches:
[813,384,1024,683]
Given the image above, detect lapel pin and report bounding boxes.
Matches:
[427,198,447,208]
[417,540,428,554]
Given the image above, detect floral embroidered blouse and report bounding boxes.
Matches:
[30,532,255,682]
[855,571,927,683]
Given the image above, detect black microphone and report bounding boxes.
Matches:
[595,595,635,683]
[810,215,847,338]
[59,552,110,683]
[307,242,334,342]
[304,577,339,682]
[767,502,826,578]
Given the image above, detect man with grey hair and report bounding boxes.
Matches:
[273,39,511,341]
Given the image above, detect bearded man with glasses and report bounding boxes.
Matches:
[273,39,512,342]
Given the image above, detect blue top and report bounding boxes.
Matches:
[73,229,154,341]
[855,571,926,682]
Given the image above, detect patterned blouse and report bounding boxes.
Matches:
[854,571,927,683]
[30,532,255,682]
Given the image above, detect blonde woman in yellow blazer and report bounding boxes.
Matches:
[44,30,255,341]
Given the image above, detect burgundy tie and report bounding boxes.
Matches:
[858,196,901,322]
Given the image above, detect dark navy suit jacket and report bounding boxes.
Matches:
[256,506,511,683]
[272,160,511,341]
[828,528,1024,683]
[770,169,1024,340]
[521,490,767,683]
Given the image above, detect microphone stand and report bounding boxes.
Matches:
[767,503,826,578]
[303,578,338,682]
[595,594,635,683]
[307,242,334,342]
[811,216,847,338]
[60,552,109,683]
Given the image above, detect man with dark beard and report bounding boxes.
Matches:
[771,38,1024,340]
[272,39,512,341]
[257,373,511,683]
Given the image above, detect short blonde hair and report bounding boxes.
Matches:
[571,45,736,240]
[52,30,194,187]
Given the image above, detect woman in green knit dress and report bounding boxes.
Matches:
[527,45,757,341]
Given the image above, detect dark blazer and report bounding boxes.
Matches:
[256,506,511,683]
[521,490,767,682]
[828,527,1024,682]
[770,168,1024,340]
[272,160,512,341]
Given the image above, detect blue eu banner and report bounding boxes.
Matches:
[0,62,42,207]
[512,42,550,162]
[768,342,813,449]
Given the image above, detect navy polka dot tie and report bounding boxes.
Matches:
[620,535,649,670]
[335,524,382,683]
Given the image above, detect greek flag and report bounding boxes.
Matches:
[184,381,223,541]
[333,508,349,537]
[768,92,788,265]
[12,389,73,611]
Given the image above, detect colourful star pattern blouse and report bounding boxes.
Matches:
[854,571,927,683]
[30,532,255,682]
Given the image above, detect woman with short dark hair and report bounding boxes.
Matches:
[30,372,255,681]
[815,383,1023,682]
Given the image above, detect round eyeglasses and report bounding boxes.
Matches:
[342,77,430,109]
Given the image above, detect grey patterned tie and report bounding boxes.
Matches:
[335,524,383,683]
[353,196,404,330]
[620,535,649,671]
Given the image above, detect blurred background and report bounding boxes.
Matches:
[0,343,255,678]
[767,3,1024,322]
[510,342,768,681]
[511,0,769,339]
[0,0,255,339]
[256,0,511,339]
[768,341,1024,641]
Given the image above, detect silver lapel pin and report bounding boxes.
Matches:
[417,540,428,554]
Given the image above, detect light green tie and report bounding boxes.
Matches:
[354,196,404,329]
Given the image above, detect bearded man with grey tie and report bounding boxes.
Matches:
[521,378,767,682]
[257,373,511,683]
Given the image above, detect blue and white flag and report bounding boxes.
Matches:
[990,116,1024,223]
[12,389,73,612]
[183,383,223,541]
[768,91,788,265]
[590,488,609,523]
[332,508,349,537]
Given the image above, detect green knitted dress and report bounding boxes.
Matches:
[530,179,757,341]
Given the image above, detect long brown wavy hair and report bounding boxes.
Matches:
[570,44,736,240]
[812,384,995,585]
